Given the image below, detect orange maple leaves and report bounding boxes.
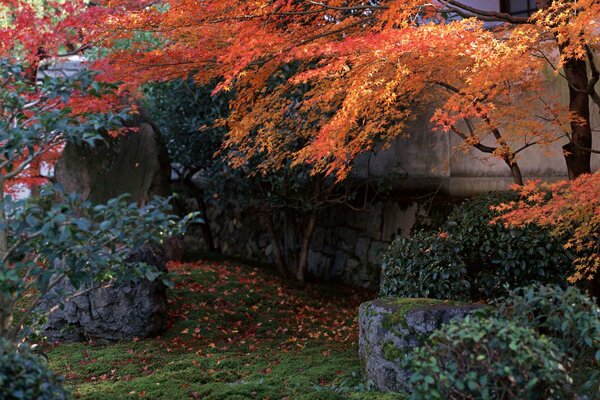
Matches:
[496,173,600,283]
[88,1,598,180]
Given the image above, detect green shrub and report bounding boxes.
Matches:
[0,339,67,400]
[380,192,573,301]
[380,231,470,301]
[407,316,575,400]
[444,191,573,299]
[491,284,600,362]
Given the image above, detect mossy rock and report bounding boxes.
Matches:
[358,297,483,392]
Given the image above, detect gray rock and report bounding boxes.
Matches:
[54,109,171,206]
[354,237,371,263]
[367,241,388,265]
[331,250,348,278]
[41,246,169,343]
[365,204,383,241]
[358,297,484,392]
[336,227,359,248]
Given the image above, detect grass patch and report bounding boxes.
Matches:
[47,259,404,399]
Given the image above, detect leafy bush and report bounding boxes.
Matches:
[0,339,67,400]
[0,58,196,341]
[381,192,575,301]
[407,316,575,400]
[444,191,573,299]
[380,231,470,301]
[491,284,600,362]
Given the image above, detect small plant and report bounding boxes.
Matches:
[407,316,575,400]
[0,338,67,400]
[380,231,470,301]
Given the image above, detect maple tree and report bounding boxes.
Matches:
[89,0,599,185]
[75,0,598,283]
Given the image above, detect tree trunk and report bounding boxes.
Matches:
[562,54,592,179]
[263,211,287,275]
[282,210,298,274]
[295,211,317,283]
[197,194,217,252]
[503,157,524,186]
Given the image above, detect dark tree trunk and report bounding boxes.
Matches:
[505,158,524,186]
[295,211,317,283]
[197,194,217,253]
[561,49,593,179]
[177,173,218,253]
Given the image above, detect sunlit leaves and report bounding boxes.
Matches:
[496,173,600,283]
[88,1,599,180]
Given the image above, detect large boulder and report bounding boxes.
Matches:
[358,297,484,392]
[54,110,171,205]
[41,246,169,343]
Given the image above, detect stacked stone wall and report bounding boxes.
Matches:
[202,197,442,288]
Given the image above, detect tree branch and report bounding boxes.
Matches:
[585,45,600,110]
[439,0,531,24]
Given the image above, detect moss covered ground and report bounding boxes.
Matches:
[46,259,406,399]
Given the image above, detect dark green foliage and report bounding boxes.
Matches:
[445,191,573,299]
[142,79,229,174]
[0,59,197,340]
[380,191,574,301]
[407,316,575,400]
[380,231,470,301]
[491,285,600,363]
[0,339,67,400]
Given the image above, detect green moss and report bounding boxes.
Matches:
[382,341,404,362]
[47,260,401,399]
[379,298,463,331]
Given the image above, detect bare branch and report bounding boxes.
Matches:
[439,0,531,24]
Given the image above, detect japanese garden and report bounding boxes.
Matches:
[0,0,599,399]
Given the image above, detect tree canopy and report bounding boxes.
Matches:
[90,0,600,182]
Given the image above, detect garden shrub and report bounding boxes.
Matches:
[407,316,575,400]
[444,191,574,299]
[491,284,600,362]
[0,339,67,400]
[380,191,575,301]
[380,231,470,301]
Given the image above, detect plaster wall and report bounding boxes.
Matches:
[355,66,600,196]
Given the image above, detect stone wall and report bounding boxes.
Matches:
[203,196,444,288]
